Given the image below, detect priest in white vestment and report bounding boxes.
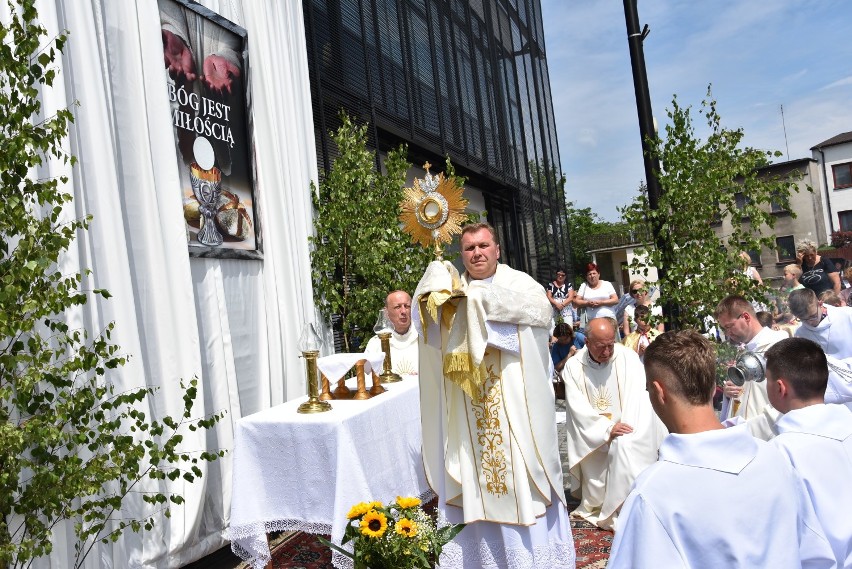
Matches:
[413,223,574,569]
[364,290,419,375]
[789,288,852,359]
[766,337,852,567]
[609,330,836,569]
[562,318,663,531]
[714,295,788,439]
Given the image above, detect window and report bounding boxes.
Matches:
[770,191,788,214]
[776,236,796,262]
[833,162,852,189]
[839,210,852,232]
[735,192,749,209]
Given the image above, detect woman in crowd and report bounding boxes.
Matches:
[621,278,664,337]
[573,262,618,321]
[841,267,852,306]
[740,251,763,285]
[546,267,576,325]
[796,239,840,295]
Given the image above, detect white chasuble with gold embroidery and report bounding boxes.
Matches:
[563,344,664,530]
[414,261,566,526]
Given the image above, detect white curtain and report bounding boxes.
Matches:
[27,0,320,566]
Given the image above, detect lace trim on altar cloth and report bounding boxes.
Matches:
[438,537,576,569]
[228,488,437,569]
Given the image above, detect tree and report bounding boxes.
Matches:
[620,87,799,330]
[0,4,223,566]
[309,113,434,351]
[565,202,627,282]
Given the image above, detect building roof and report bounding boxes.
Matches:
[811,131,852,150]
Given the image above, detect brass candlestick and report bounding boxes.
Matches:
[378,332,402,383]
[353,360,371,400]
[369,370,386,396]
[297,350,332,414]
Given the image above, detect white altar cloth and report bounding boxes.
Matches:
[228,377,430,568]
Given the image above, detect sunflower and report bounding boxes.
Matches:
[368,500,383,510]
[359,510,388,538]
[346,502,371,519]
[395,496,421,509]
[395,518,418,538]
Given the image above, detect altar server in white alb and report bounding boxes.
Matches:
[413,223,574,569]
[789,288,852,359]
[765,337,852,567]
[608,330,836,569]
[364,290,419,375]
[714,295,787,439]
[562,317,663,530]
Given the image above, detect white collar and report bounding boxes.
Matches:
[659,424,758,474]
[776,404,852,440]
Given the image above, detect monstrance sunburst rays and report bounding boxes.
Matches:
[400,162,468,259]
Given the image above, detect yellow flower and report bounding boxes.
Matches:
[395,518,418,537]
[360,510,388,538]
[346,502,372,519]
[396,496,421,509]
[368,500,383,510]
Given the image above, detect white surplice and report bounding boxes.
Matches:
[364,326,419,375]
[826,356,852,406]
[608,424,836,569]
[562,343,664,530]
[414,261,574,569]
[795,304,852,359]
[727,326,788,440]
[773,404,852,567]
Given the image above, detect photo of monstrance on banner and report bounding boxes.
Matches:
[159,0,261,259]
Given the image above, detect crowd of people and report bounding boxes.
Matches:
[365,226,851,568]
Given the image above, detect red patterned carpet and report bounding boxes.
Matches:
[268,517,611,568]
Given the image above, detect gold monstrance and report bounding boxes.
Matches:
[400,162,468,259]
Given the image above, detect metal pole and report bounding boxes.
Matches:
[623,0,674,328]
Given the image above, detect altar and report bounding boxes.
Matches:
[228,377,430,569]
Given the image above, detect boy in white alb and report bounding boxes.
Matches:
[608,330,835,569]
[766,338,852,567]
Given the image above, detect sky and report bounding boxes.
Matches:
[540,0,852,221]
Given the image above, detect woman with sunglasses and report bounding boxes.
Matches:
[622,278,664,338]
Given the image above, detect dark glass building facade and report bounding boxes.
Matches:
[303,0,569,283]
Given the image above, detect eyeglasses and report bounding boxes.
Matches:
[556,273,566,277]
[719,313,745,333]
[629,289,645,295]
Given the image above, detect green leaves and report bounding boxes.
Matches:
[309,112,434,350]
[620,86,799,330]
[0,4,224,567]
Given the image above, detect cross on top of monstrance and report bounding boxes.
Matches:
[400,161,468,259]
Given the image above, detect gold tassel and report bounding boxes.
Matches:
[443,353,485,401]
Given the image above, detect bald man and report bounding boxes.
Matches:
[364,290,418,375]
[563,317,664,530]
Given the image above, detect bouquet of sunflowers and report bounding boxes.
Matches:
[321,496,464,569]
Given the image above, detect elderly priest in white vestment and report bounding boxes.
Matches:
[413,223,575,569]
[608,330,836,569]
[562,317,663,530]
[364,290,419,375]
[766,337,852,568]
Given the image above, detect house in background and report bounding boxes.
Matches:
[717,157,828,285]
[812,131,852,235]
[587,230,658,295]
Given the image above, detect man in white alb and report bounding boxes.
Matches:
[766,337,852,567]
[789,288,852,359]
[714,295,788,439]
[608,330,835,568]
[562,317,663,530]
[364,290,418,375]
[413,223,574,568]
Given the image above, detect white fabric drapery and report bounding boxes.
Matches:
[22,1,320,566]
